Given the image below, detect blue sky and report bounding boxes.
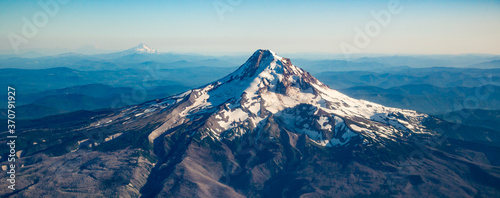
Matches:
[1,0,499,55]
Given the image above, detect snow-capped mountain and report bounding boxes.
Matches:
[5,49,500,198]
[90,43,161,61]
[123,43,159,55]
[94,49,432,148]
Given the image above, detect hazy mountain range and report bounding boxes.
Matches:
[2,44,500,71]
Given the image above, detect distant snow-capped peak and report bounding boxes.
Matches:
[125,44,159,54]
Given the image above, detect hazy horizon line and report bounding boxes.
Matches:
[1,46,500,58]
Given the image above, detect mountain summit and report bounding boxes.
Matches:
[90,43,160,60]
[130,49,431,146]
[124,43,159,54]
